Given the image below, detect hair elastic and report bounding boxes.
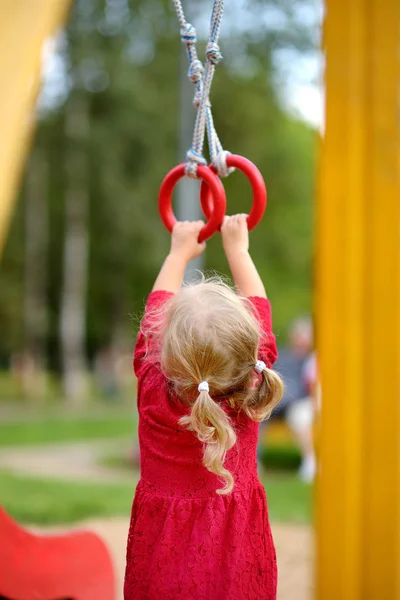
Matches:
[254,360,266,374]
[198,381,210,393]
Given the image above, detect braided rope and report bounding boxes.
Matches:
[173,1,204,109]
[172,0,233,179]
[206,108,233,178]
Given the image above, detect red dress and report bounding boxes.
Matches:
[124,291,278,600]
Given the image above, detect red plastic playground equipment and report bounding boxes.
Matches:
[200,155,267,231]
[158,163,227,242]
[158,1,267,240]
[0,506,116,600]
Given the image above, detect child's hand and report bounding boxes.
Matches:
[221,214,249,257]
[170,221,206,262]
[221,214,265,298]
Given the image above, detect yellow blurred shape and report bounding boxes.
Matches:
[316,0,400,597]
[0,0,72,257]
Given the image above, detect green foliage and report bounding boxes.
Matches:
[260,444,302,471]
[0,0,315,363]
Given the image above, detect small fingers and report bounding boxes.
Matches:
[231,214,248,230]
[174,220,204,229]
[221,215,233,231]
[193,220,205,229]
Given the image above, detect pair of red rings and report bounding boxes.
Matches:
[158,154,267,243]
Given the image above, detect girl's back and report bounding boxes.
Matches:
[124,218,283,600]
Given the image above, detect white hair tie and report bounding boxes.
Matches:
[198,381,209,393]
[254,360,266,374]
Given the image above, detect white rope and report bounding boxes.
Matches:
[172,1,204,108]
[172,0,233,179]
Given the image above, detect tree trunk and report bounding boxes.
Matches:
[59,93,90,403]
[23,147,48,403]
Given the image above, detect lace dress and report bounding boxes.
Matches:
[124,291,278,600]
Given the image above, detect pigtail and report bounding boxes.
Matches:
[179,387,237,495]
[159,279,286,494]
[243,365,284,422]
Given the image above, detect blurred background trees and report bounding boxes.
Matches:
[0,0,317,401]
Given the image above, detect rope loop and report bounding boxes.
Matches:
[185,148,208,179]
[180,23,197,44]
[206,41,223,65]
[213,151,235,179]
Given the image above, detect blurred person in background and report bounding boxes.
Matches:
[260,316,316,482]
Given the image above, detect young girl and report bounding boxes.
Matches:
[124,215,284,600]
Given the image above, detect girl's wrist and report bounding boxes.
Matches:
[168,251,190,265]
[225,248,250,261]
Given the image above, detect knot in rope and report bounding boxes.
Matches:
[206,41,223,65]
[174,0,231,181]
[213,151,234,178]
[180,23,197,44]
[188,59,204,84]
[185,148,208,179]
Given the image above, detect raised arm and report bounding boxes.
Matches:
[221,214,266,298]
[135,221,206,377]
[153,221,206,292]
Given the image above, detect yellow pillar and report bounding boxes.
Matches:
[0,0,72,256]
[316,0,400,597]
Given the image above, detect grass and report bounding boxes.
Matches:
[0,412,137,447]
[102,450,311,525]
[0,470,137,525]
[1,467,311,526]
[0,410,311,526]
[261,473,312,523]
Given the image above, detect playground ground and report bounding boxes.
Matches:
[74,516,313,600]
[0,409,313,599]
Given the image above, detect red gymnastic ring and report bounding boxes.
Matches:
[200,155,267,231]
[158,164,227,243]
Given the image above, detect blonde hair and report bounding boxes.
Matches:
[147,279,283,494]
